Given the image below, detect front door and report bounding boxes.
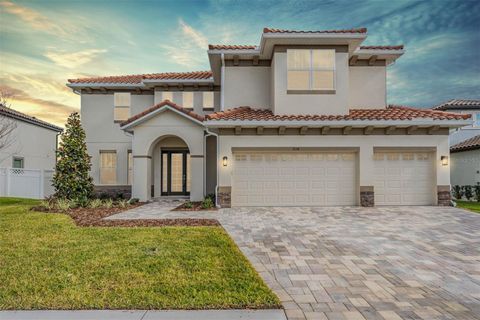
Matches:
[161,150,190,196]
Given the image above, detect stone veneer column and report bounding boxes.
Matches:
[360,186,374,207]
[217,186,231,208]
[437,185,451,206]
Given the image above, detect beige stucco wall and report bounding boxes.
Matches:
[130,110,205,201]
[451,149,480,186]
[224,66,271,109]
[272,51,350,115]
[348,66,386,108]
[81,93,154,185]
[217,134,450,205]
[0,120,58,170]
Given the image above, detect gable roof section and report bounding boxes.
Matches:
[68,71,213,85]
[432,99,480,110]
[120,100,204,129]
[451,135,480,153]
[0,105,63,132]
[206,105,471,122]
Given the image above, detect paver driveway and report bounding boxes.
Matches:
[109,205,480,320]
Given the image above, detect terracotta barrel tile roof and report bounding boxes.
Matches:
[0,105,63,131]
[206,105,471,121]
[263,27,367,34]
[208,44,257,50]
[359,45,404,50]
[451,135,480,152]
[433,99,480,110]
[68,71,213,84]
[121,100,204,127]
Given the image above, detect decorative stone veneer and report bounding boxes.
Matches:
[94,185,132,199]
[218,186,231,208]
[437,185,451,206]
[360,186,374,207]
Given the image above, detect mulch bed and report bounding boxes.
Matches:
[31,204,219,227]
[172,201,218,211]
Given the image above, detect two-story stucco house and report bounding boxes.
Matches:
[67,27,471,207]
[0,105,62,170]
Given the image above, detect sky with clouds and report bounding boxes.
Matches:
[0,0,479,126]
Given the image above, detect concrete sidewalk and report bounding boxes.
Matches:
[0,309,287,320]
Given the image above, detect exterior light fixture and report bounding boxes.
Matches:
[222,156,228,167]
[441,155,449,166]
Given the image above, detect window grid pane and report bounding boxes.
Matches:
[100,151,117,185]
[162,91,173,101]
[287,49,335,90]
[183,92,193,108]
[114,107,130,121]
[127,151,133,185]
[203,92,214,109]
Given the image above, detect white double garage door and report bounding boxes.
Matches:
[232,150,435,206]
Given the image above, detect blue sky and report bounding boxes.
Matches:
[0,0,479,126]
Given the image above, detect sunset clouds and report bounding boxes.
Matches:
[0,0,479,127]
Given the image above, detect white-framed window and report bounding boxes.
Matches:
[183,92,193,108]
[203,92,214,109]
[162,91,173,101]
[12,157,24,168]
[114,92,130,121]
[287,49,335,91]
[100,151,117,185]
[127,150,133,185]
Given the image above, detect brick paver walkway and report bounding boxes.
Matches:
[108,205,480,320]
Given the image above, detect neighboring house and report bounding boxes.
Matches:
[67,27,472,207]
[432,99,480,145]
[0,105,62,170]
[450,135,480,186]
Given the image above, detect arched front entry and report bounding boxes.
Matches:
[151,136,191,198]
[122,104,207,202]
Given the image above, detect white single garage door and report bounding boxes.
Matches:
[232,151,357,206]
[373,151,435,205]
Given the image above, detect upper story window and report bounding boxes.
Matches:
[162,91,173,101]
[287,49,335,92]
[114,92,130,121]
[183,92,193,108]
[203,92,214,109]
[475,113,480,127]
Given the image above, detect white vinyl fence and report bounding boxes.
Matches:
[0,168,55,199]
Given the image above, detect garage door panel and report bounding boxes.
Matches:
[374,151,434,206]
[233,152,356,207]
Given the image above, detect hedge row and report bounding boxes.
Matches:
[452,185,480,202]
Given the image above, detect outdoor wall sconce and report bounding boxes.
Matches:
[441,155,449,166]
[222,156,228,167]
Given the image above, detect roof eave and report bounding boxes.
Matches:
[205,119,473,128]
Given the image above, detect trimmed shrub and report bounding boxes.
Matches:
[475,185,480,202]
[464,185,473,201]
[201,197,214,209]
[452,185,463,200]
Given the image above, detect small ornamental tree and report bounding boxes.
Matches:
[53,112,93,201]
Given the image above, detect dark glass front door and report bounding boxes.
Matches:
[161,150,190,196]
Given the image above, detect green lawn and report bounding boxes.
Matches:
[456,200,480,213]
[0,198,280,310]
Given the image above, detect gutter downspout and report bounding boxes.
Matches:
[220,53,225,111]
[204,127,219,208]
